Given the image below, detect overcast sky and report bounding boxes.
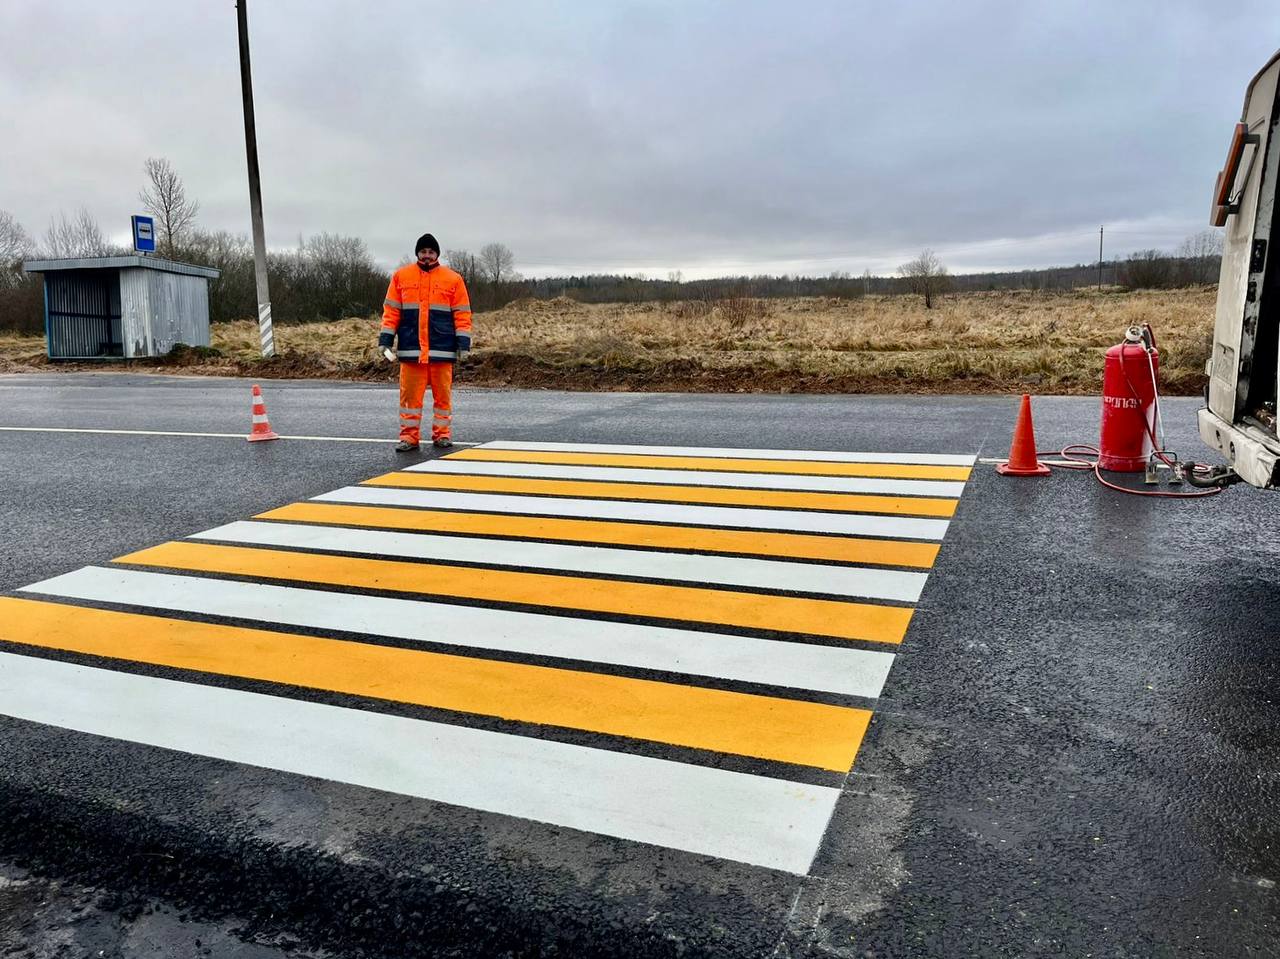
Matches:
[2,1,1277,278]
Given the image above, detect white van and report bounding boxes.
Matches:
[1199,50,1280,488]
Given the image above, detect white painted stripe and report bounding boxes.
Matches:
[0,427,479,446]
[0,650,838,873]
[407,458,966,497]
[251,413,270,424]
[23,567,897,698]
[317,486,950,540]
[480,440,977,467]
[191,520,928,602]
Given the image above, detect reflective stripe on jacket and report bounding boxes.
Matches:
[379,263,473,362]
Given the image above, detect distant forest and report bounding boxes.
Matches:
[0,192,1224,333]
[509,249,1221,305]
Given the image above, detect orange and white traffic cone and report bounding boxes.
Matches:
[996,393,1050,476]
[247,383,280,442]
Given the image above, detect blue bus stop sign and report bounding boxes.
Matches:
[132,215,156,253]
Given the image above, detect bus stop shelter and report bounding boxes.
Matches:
[23,256,220,359]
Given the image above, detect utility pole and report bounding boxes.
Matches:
[1097,225,1104,291]
[236,0,274,357]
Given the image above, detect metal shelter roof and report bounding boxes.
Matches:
[23,256,220,280]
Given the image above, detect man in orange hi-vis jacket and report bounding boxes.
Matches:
[379,233,473,451]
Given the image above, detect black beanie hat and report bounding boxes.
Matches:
[415,233,440,255]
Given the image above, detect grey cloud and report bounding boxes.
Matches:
[2,0,1277,278]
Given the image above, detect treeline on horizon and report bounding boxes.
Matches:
[0,217,1225,335]
[514,248,1222,304]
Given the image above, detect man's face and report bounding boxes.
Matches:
[416,248,439,267]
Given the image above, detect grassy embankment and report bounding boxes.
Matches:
[0,287,1215,395]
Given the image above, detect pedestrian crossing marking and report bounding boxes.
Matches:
[115,541,915,643]
[316,486,951,539]
[24,567,899,698]
[0,652,839,874]
[362,470,960,517]
[449,447,973,481]
[0,438,975,874]
[256,501,944,568]
[193,521,930,602]
[0,596,870,771]
[477,440,977,467]
[406,458,968,497]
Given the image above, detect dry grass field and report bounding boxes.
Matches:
[0,287,1216,395]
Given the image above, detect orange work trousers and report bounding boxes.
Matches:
[398,360,453,445]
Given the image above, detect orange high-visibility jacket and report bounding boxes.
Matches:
[379,263,472,362]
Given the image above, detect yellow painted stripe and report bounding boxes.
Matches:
[0,597,870,771]
[450,448,973,481]
[257,502,943,569]
[116,541,913,644]
[363,471,958,518]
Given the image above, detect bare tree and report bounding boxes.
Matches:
[445,249,482,287]
[139,157,200,255]
[43,208,108,258]
[898,248,950,309]
[0,211,33,286]
[182,229,256,323]
[1176,229,1224,285]
[1119,249,1175,289]
[477,242,516,287]
[303,231,372,268]
[297,232,383,318]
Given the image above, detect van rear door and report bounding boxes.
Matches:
[1200,50,1280,487]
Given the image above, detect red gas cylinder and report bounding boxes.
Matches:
[1098,326,1159,472]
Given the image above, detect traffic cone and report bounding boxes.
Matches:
[247,384,280,442]
[996,394,1051,476]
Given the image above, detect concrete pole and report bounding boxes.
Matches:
[1097,225,1104,291]
[236,0,274,357]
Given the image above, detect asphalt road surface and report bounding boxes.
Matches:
[0,373,1276,959]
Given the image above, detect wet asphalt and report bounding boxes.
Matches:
[0,373,1277,958]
